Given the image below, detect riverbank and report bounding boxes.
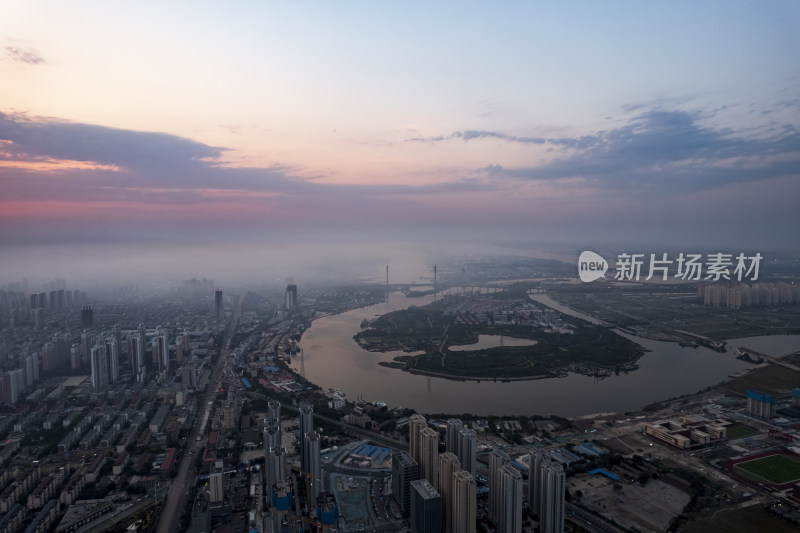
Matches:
[377,360,566,382]
[293,290,797,416]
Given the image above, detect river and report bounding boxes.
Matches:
[293,291,800,417]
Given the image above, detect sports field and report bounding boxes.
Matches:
[733,454,800,485]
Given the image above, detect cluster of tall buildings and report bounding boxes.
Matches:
[528,450,565,533]
[262,400,325,530]
[0,332,74,406]
[0,283,87,329]
[400,414,565,533]
[89,331,121,391]
[397,415,478,533]
[0,318,195,405]
[700,281,800,309]
[746,389,777,418]
[488,449,525,533]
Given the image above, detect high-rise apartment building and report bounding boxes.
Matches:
[129,324,146,382]
[452,470,477,533]
[151,329,168,372]
[105,336,119,383]
[80,305,93,329]
[410,479,441,533]
[90,344,108,391]
[299,403,315,471]
[304,431,322,501]
[409,414,427,465]
[446,418,463,453]
[488,449,510,526]
[529,450,565,533]
[392,451,419,518]
[498,464,523,533]
[80,330,93,367]
[539,461,565,533]
[420,426,440,490]
[438,452,461,533]
[459,428,477,475]
[746,389,777,418]
[214,290,223,319]
[265,446,287,506]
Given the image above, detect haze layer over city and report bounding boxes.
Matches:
[1,2,799,533]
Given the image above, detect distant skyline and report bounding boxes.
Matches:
[1,1,799,253]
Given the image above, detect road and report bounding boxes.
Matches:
[80,483,170,533]
[736,347,800,372]
[155,294,242,533]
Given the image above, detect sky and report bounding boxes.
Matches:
[1,1,799,284]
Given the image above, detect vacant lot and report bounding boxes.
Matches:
[679,504,798,533]
[569,475,689,532]
[721,364,800,396]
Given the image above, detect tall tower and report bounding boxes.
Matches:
[304,431,322,502]
[438,452,461,533]
[111,324,122,353]
[267,401,281,432]
[529,450,546,516]
[90,343,108,391]
[175,335,184,363]
[433,265,437,302]
[182,363,196,388]
[80,305,93,329]
[391,451,419,518]
[409,479,441,533]
[538,461,565,533]
[263,399,283,505]
[152,329,168,372]
[299,403,314,471]
[488,449,510,526]
[445,419,463,454]
[420,426,439,490]
[265,446,287,506]
[105,336,119,383]
[498,464,523,533]
[284,285,297,312]
[129,325,146,383]
[409,414,427,465]
[264,422,281,453]
[80,330,94,367]
[458,428,477,476]
[70,344,80,370]
[214,290,223,319]
[452,470,477,533]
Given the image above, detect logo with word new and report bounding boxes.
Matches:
[578,251,608,282]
